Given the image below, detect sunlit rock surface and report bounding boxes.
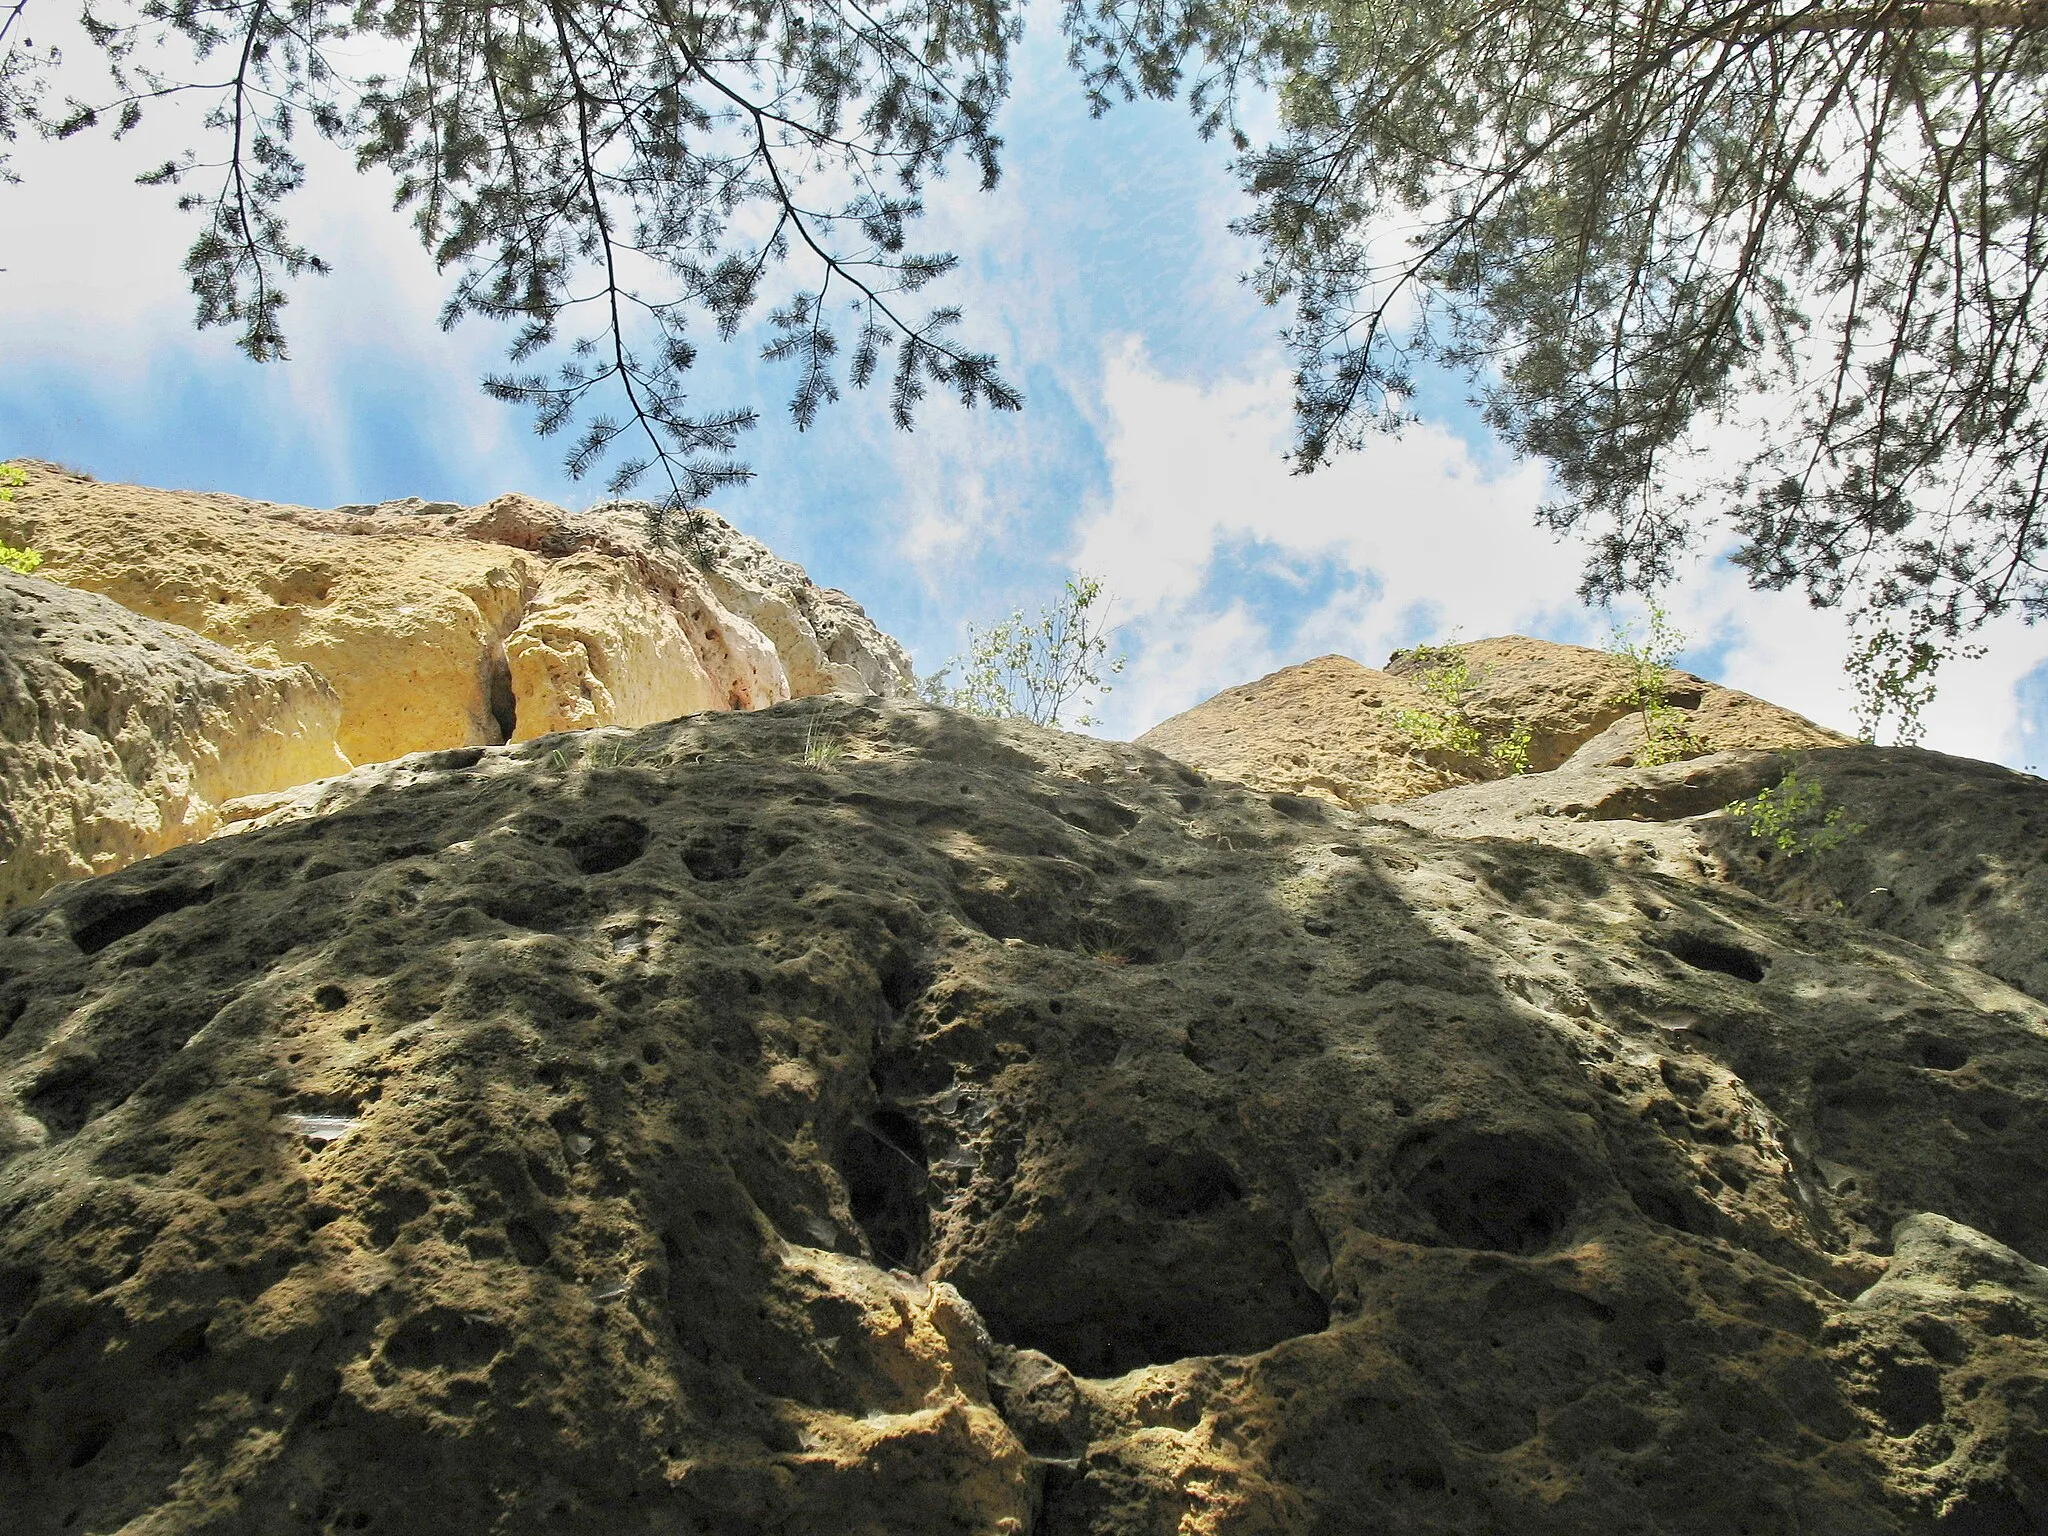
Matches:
[1137,637,1851,809]
[0,465,913,905]
[1,699,2043,1533]
[0,572,348,911]
[0,465,913,770]
[1387,745,2048,1005]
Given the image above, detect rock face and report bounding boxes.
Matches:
[0,466,914,771]
[0,573,349,911]
[1387,745,2048,1006]
[2,698,2045,1534]
[1137,637,1851,809]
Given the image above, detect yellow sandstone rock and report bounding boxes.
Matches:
[0,572,349,908]
[1139,636,1852,809]
[0,464,914,905]
[0,466,914,770]
[0,470,537,765]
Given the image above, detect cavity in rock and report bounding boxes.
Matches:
[842,1110,929,1268]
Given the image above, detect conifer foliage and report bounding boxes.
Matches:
[1066,0,2048,670]
[11,0,1023,530]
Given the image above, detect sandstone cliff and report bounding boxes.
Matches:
[0,573,349,910]
[1137,636,1851,808]
[0,465,914,769]
[1,698,2042,1534]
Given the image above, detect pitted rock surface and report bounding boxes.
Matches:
[1388,745,2048,1005]
[1,700,2044,1534]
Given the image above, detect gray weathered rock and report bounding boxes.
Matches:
[1,700,2044,1534]
[1829,1214,2048,1529]
[1387,745,2048,1003]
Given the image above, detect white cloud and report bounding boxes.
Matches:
[1074,339,1566,735]
[1075,342,2048,767]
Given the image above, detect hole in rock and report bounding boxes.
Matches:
[950,1146,1329,1376]
[506,1218,552,1267]
[842,1111,928,1268]
[877,950,924,1015]
[1631,1189,1697,1234]
[1096,889,1186,965]
[1655,930,1768,983]
[67,880,215,955]
[1131,1147,1243,1217]
[1050,795,1141,837]
[1400,1131,1585,1254]
[1917,1038,1969,1072]
[24,1062,102,1139]
[1869,1354,1945,1436]
[155,1322,209,1367]
[1937,1489,2036,1536]
[557,816,651,875]
[313,984,349,1012]
[681,827,749,882]
[1268,792,1327,824]
[65,1420,113,1470]
[383,1308,508,1372]
[0,1266,39,1334]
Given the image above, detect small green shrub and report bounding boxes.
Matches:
[0,464,40,573]
[922,575,1125,729]
[1726,770,1862,856]
[1392,642,1533,773]
[1604,599,1701,767]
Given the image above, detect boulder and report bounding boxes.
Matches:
[1137,636,1851,808]
[0,572,348,911]
[2,698,2044,1534]
[0,466,914,772]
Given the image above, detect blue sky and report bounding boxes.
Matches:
[3,5,2045,769]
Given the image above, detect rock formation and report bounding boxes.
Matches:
[1385,743,2048,1007]
[0,465,914,770]
[1137,637,1851,809]
[2,697,2043,1534]
[0,573,348,911]
[0,464,915,907]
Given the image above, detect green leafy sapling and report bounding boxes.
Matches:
[1725,770,1863,857]
[1605,599,1701,767]
[0,463,40,573]
[1843,612,1984,748]
[922,576,1126,730]
[1392,641,1533,773]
